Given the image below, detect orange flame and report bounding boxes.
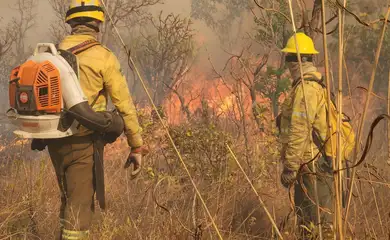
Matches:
[163,70,273,124]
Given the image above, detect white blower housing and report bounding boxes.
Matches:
[7,43,88,139]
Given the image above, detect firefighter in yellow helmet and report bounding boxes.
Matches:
[278,32,334,239]
[43,1,145,239]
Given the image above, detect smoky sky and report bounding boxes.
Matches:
[0,0,255,71]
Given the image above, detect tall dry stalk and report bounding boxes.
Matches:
[366,167,385,236]
[388,69,390,166]
[336,0,346,238]
[344,6,390,229]
[319,0,345,237]
[226,144,284,239]
[100,1,224,238]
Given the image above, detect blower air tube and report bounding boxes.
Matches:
[66,102,125,141]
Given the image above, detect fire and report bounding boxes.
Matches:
[163,70,273,124]
[0,138,29,153]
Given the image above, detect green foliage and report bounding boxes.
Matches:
[334,23,390,94]
[169,121,234,179]
[328,3,390,96]
[190,0,251,42]
[253,0,290,50]
[255,66,289,100]
[254,66,289,119]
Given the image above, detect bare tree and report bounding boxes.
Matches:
[8,0,37,65]
[0,0,36,86]
[212,47,269,130]
[48,0,162,47]
[0,19,14,100]
[134,12,196,106]
[0,0,37,121]
[101,0,162,47]
[0,19,14,61]
[164,75,202,121]
[48,0,70,43]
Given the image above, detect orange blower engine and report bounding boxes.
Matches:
[9,60,62,115]
[7,43,123,139]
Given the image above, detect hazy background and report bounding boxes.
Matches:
[0,0,254,70]
[1,1,390,239]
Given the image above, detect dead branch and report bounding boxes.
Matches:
[253,0,291,23]
[163,81,192,120]
[135,11,195,105]
[313,23,340,35]
[152,177,194,235]
[333,0,387,28]
[6,0,37,64]
[309,0,322,38]
[297,0,310,34]
[0,23,14,59]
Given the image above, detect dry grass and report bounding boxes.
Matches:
[0,112,389,240]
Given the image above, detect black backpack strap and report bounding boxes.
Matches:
[90,89,105,108]
[292,75,326,89]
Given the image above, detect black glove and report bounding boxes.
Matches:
[280,168,297,188]
[31,139,47,151]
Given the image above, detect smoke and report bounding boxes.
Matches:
[0,0,253,62]
[0,0,255,80]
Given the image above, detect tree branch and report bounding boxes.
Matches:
[253,0,291,23]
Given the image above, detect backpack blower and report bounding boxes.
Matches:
[6,43,123,140]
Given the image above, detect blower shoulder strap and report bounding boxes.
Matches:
[67,39,101,55]
[90,89,105,108]
[66,39,105,107]
[292,75,326,90]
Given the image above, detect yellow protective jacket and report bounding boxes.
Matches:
[279,70,328,172]
[59,26,143,148]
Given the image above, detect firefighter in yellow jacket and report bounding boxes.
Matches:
[36,1,145,239]
[278,33,334,239]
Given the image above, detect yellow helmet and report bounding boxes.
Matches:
[66,0,105,23]
[281,32,319,54]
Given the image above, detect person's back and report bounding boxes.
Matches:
[59,25,143,148]
[42,1,146,239]
[59,25,109,116]
[279,70,328,168]
[278,33,334,239]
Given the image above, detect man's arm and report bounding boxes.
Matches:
[283,82,319,172]
[102,52,143,148]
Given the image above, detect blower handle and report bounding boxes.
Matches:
[34,43,58,56]
[6,108,18,120]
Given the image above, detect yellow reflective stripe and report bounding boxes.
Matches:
[62,229,89,240]
[291,111,306,118]
[62,234,88,240]
[92,104,106,112]
[281,128,289,134]
[63,236,80,240]
[319,133,327,140]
